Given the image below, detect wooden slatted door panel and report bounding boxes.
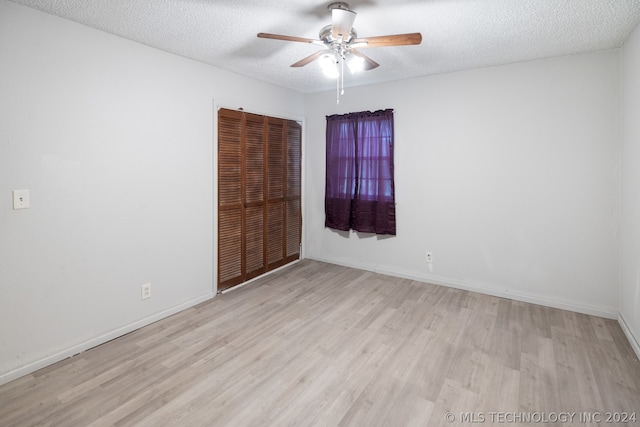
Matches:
[285,121,302,262]
[245,205,264,280]
[244,114,265,205]
[218,109,244,289]
[286,122,302,199]
[267,119,284,200]
[218,208,242,284]
[217,109,301,291]
[266,118,285,269]
[286,198,301,260]
[244,114,266,280]
[267,203,285,268]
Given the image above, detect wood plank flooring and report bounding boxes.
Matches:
[1,260,639,426]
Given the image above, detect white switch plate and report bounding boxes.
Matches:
[426,251,433,263]
[12,189,30,209]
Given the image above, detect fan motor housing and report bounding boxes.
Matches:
[319,24,357,44]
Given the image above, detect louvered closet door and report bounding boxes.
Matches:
[266,118,285,270]
[218,109,244,289]
[285,121,302,262]
[218,109,301,291]
[244,114,267,280]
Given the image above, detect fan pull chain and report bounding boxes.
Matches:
[336,53,345,104]
[341,55,345,95]
[336,66,340,104]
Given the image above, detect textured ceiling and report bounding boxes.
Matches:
[9,0,640,93]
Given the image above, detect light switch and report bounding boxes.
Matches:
[12,189,30,209]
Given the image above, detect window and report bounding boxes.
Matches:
[325,109,396,235]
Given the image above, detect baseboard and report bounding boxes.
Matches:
[0,292,215,387]
[308,255,618,319]
[618,313,640,360]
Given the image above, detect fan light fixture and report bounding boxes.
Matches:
[318,49,365,95]
[346,54,365,74]
[319,52,339,78]
[319,50,366,103]
[319,51,366,77]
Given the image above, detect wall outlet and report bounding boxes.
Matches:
[141,283,151,300]
[426,251,433,263]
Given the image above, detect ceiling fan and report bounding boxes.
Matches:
[257,2,422,102]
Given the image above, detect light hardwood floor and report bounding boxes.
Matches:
[1,260,639,426]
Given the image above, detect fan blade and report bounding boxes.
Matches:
[291,51,326,67]
[350,49,379,71]
[257,32,320,44]
[331,8,356,39]
[353,33,422,48]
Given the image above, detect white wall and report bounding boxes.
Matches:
[621,23,640,356]
[0,0,304,384]
[304,52,621,318]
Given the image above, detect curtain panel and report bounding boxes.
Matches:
[325,109,396,235]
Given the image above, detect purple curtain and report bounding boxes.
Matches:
[325,109,396,235]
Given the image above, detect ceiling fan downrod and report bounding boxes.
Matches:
[327,2,351,12]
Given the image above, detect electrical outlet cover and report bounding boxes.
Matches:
[141,283,151,300]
